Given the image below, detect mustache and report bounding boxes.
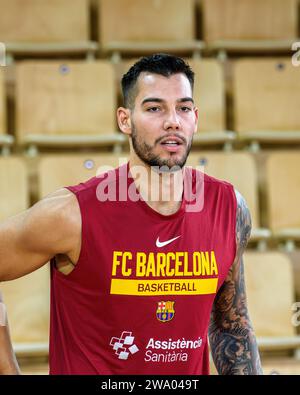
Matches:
[155,133,187,145]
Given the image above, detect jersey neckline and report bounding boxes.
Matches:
[125,161,187,221]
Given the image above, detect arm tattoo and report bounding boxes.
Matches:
[208,190,263,375]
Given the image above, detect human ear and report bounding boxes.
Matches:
[193,107,199,134]
[117,107,132,136]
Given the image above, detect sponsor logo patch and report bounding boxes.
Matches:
[110,331,139,360]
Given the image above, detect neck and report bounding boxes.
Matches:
[129,153,184,216]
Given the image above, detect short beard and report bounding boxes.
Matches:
[131,123,193,172]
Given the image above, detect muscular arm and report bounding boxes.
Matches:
[0,188,81,373]
[208,190,263,375]
[0,188,81,281]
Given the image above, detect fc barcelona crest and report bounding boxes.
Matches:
[156,301,175,323]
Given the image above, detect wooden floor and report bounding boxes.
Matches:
[18,357,300,375]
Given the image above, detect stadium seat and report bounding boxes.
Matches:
[0,156,29,221]
[191,60,225,132]
[189,59,235,147]
[244,251,300,355]
[202,0,298,56]
[0,0,97,60]
[186,151,271,244]
[38,153,126,198]
[233,58,300,149]
[266,152,300,248]
[98,0,203,60]
[0,265,50,358]
[16,61,124,154]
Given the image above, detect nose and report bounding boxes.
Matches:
[163,109,181,131]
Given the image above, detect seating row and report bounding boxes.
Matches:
[0,0,298,61]
[1,58,300,154]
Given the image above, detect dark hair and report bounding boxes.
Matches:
[121,53,194,108]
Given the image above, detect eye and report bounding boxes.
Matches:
[147,106,161,112]
[180,106,192,112]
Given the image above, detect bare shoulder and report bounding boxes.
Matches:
[20,188,81,258]
[0,188,82,280]
[234,189,252,257]
[31,188,80,230]
[36,188,80,221]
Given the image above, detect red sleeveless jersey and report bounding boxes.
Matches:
[49,163,237,375]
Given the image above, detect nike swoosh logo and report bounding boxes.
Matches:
[156,235,181,248]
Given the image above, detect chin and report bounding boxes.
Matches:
[161,158,187,170]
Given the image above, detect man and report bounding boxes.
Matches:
[0,54,262,375]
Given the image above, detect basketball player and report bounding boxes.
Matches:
[0,54,262,375]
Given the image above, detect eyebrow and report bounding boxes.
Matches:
[141,97,194,105]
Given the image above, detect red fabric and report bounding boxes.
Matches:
[49,163,236,375]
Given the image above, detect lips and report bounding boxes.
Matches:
[159,136,184,153]
[159,136,184,146]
